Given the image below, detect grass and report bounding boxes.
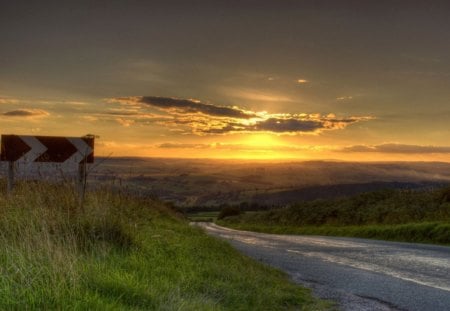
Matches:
[218,221,450,245]
[0,179,327,310]
[219,187,450,245]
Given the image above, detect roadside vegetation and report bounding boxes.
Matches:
[219,187,450,245]
[187,210,220,222]
[0,179,326,310]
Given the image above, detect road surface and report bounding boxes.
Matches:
[197,223,450,311]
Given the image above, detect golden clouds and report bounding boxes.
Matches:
[223,88,294,102]
[0,97,20,104]
[115,118,135,127]
[107,96,372,135]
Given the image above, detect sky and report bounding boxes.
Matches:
[1,1,449,161]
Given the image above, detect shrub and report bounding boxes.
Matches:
[223,187,450,227]
[217,206,242,220]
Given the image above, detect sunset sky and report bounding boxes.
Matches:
[1,1,449,161]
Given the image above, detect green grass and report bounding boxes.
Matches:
[0,180,327,310]
[218,221,450,245]
[219,187,450,245]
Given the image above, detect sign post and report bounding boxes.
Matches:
[1,135,94,203]
[7,161,14,194]
[78,162,87,207]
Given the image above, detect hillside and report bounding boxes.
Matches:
[249,181,447,206]
[220,187,450,245]
[0,180,326,310]
[90,159,450,206]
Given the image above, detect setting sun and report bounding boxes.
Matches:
[243,133,279,147]
[0,2,448,162]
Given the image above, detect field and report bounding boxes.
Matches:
[0,179,327,310]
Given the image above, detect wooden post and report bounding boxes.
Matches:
[7,161,14,194]
[78,162,86,208]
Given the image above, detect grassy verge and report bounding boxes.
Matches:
[0,180,327,310]
[218,221,450,245]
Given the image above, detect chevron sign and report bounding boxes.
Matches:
[0,135,94,164]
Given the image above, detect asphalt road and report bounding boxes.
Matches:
[197,223,450,311]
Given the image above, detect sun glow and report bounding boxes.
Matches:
[226,133,287,160]
[243,133,279,147]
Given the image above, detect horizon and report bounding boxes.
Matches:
[1,2,449,162]
[95,155,450,164]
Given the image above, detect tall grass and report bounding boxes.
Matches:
[0,179,326,310]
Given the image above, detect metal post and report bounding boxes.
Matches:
[78,162,86,208]
[7,161,14,194]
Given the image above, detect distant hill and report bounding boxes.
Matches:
[90,158,450,206]
[3,158,450,207]
[249,181,448,206]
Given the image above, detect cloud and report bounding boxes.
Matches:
[64,101,88,106]
[82,116,99,122]
[108,96,372,135]
[115,118,135,127]
[253,118,321,133]
[0,97,19,104]
[80,107,171,127]
[195,115,371,135]
[197,118,322,134]
[222,88,293,102]
[336,96,353,100]
[2,109,49,117]
[342,143,450,154]
[113,96,254,119]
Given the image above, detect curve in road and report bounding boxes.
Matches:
[197,223,450,311]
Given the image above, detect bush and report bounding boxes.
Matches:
[217,206,242,220]
[439,187,450,203]
[222,187,450,227]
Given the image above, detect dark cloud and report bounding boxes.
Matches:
[194,118,323,134]
[253,118,322,133]
[2,109,49,117]
[342,144,450,154]
[115,96,254,119]
[109,96,371,135]
[196,116,365,134]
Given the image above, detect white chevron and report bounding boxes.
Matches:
[65,138,93,164]
[17,136,48,165]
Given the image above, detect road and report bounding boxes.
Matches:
[197,223,450,311]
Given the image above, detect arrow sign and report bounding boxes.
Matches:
[1,135,94,164]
